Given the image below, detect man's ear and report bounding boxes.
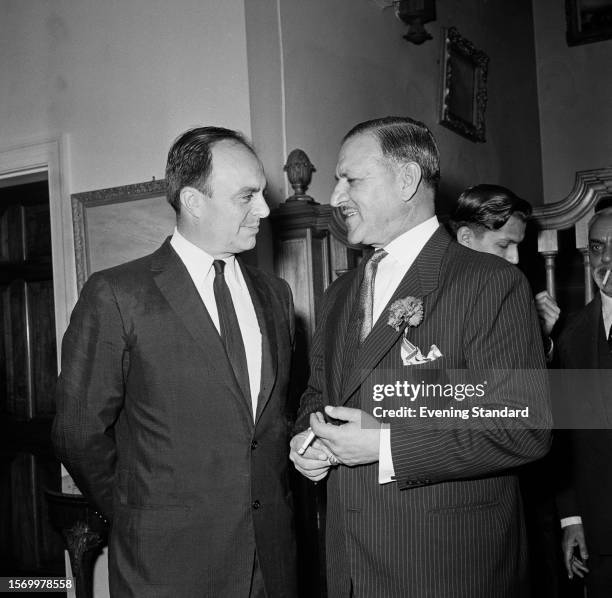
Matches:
[456,225,475,248]
[179,186,204,218]
[399,162,422,201]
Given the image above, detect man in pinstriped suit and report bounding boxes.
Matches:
[290,117,552,597]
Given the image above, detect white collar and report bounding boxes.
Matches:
[382,216,440,265]
[170,228,237,279]
[601,289,612,316]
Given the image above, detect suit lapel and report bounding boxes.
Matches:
[341,226,450,403]
[589,295,612,425]
[327,264,365,404]
[570,296,599,370]
[239,261,277,424]
[565,294,610,423]
[151,239,248,412]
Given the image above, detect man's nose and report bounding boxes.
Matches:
[506,246,519,265]
[602,243,612,263]
[330,182,346,208]
[252,194,270,219]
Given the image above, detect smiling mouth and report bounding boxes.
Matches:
[340,208,359,220]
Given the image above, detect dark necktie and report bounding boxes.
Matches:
[213,260,251,402]
[359,249,388,343]
[608,324,612,352]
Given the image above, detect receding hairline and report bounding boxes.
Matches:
[589,206,612,232]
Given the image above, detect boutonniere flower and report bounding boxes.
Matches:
[387,296,424,332]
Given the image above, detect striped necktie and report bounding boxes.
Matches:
[359,249,388,343]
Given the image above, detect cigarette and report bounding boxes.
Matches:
[297,428,316,455]
[603,269,611,286]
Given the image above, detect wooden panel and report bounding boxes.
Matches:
[24,203,52,260]
[0,458,12,571]
[0,284,7,414]
[276,237,313,339]
[34,453,64,568]
[0,179,64,580]
[0,452,63,574]
[10,453,38,569]
[28,280,57,417]
[0,204,23,261]
[5,280,30,419]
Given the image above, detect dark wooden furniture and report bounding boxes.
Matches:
[44,491,108,598]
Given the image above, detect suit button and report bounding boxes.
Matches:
[251,440,258,450]
[252,500,261,510]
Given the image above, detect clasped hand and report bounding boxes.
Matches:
[290,406,381,481]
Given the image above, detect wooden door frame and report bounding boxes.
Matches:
[0,137,76,368]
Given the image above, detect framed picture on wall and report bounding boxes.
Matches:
[438,27,489,143]
[566,0,612,45]
[72,179,174,291]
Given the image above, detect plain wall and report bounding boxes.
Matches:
[532,0,612,203]
[0,0,252,194]
[272,0,543,210]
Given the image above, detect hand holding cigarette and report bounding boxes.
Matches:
[297,428,316,455]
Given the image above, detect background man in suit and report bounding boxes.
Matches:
[290,116,551,598]
[556,206,612,597]
[53,127,297,597]
[449,183,560,348]
[449,184,562,597]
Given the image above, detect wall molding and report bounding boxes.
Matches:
[0,137,76,367]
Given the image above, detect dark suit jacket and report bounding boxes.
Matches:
[297,226,551,598]
[555,293,612,555]
[53,239,297,598]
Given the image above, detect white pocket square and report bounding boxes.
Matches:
[401,339,443,366]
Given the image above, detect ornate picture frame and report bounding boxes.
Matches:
[566,0,612,46]
[439,27,489,143]
[72,179,174,290]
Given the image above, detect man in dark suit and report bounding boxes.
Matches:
[290,117,551,597]
[53,127,297,597]
[449,183,562,597]
[556,206,612,597]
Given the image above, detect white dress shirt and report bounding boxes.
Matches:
[376,216,440,484]
[170,229,262,417]
[603,290,612,339]
[560,289,612,528]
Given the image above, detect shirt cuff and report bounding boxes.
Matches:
[378,423,396,484]
[560,516,583,528]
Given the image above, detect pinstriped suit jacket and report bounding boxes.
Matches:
[297,226,551,598]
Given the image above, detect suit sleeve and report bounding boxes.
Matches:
[52,273,127,520]
[294,284,335,433]
[390,266,552,489]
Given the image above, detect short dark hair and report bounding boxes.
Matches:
[165,126,254,213]
[448,184,532,235]
[343,116,440,191]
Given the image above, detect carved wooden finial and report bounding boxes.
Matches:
[283,149,316,202]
